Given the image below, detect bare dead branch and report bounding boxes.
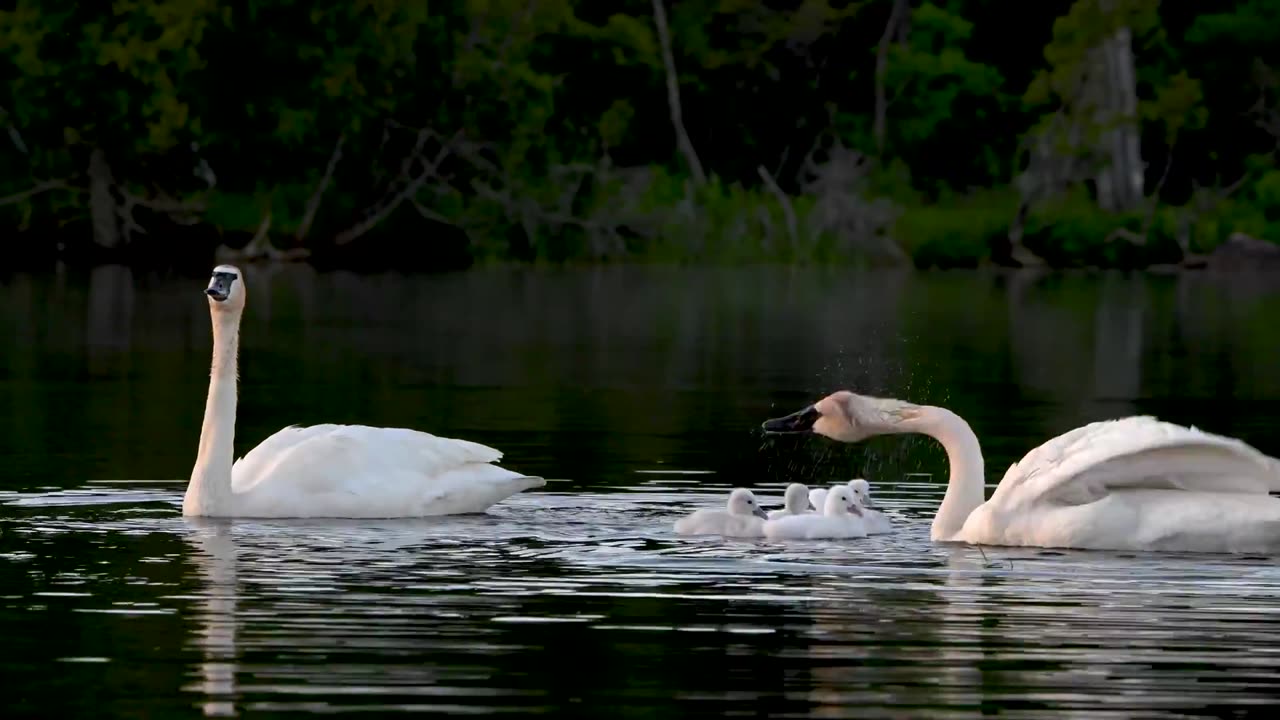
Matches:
[756,165,798,247]
[296,134,345,242]
[410,198,462,227]
[1102,226,1146,247]
[651,0,707,186]
[873,0,910,155]
[0,105,28,155]
[0,178,69,207]
[333,130,460,246]
[121,191,206,214]
[243,211,275,257]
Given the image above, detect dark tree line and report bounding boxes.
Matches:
[1,0,1278,270]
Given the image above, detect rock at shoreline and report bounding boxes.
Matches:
[1204,232,1280,270]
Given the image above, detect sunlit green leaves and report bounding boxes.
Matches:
[1025,0,1159,109]
[1142,71,1206,144]
[885,2,1003,149]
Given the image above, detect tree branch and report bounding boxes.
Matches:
[296,133,345,243]
[0,105,28,155]
[873,0,909,156]
[333,130,459,246]
[0,179,69,207]
[757,165,798,247]
[651,0,707,186]
[1106,145,1176,250]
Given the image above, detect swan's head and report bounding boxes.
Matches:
[783,483,814,513]
[205,264,245,312]
[823,485,862,517]
[728,488,769,520]
[761,391,923,443]
[848,478,875,509]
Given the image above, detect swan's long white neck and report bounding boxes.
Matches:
[184,308,241,516]
[913,407,986,541]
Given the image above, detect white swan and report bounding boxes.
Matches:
[763,485,867,540]
[673,488,769,537]
[182,265,545,518]
[763,390,1280,553]
[767,482,815,519]
[809,479,893,534]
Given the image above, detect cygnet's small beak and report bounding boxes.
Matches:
[861,498,877,509]
[762,404,820,434]
[806,501,816,511]
[848,504,863,516]
[753,506,769,520]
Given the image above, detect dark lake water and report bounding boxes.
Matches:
[3,264,1280,718]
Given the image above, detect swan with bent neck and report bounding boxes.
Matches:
[184,265,545,518]
[762,391,1280,554]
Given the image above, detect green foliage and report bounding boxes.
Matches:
[884,3,1003,150]
[0,0,1276,267]
[1026,0,1160,110]
[1,0,216,164]
[894,189,1017,268]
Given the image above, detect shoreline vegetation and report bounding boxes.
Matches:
[2,1,1279,273]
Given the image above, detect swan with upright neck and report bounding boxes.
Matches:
[183,265,545,518]
[763,391,1280,554]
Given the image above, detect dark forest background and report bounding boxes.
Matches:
[2,0,1278,271]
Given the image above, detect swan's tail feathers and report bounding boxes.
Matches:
[511,475,546,491]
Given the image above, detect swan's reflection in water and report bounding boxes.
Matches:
[9,485,1280,717]
[185,521,239,717]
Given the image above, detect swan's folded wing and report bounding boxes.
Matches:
[231,424,504,493]
[230,424,340,484]
[991,416,1280,509]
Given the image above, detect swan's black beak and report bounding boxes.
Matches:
[753,506,768,520]
[205,271,237,302]
[762,404,820,434]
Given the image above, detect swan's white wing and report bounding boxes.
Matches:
[990,416,1280,510]
[962,489,1280,554]
[229,424,540,517]
[229,424,370,484]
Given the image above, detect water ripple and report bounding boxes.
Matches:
[3,481,1280,716]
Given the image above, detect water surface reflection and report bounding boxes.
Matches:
[2,266,1280,716]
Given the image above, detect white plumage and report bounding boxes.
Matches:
[182,265,544,519]
[966,415,1280,552]
[763,485,867,540]
[767,482,815,519]
[673,488,768,537]
[809,479,893,534]
[764,391,1280,554]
